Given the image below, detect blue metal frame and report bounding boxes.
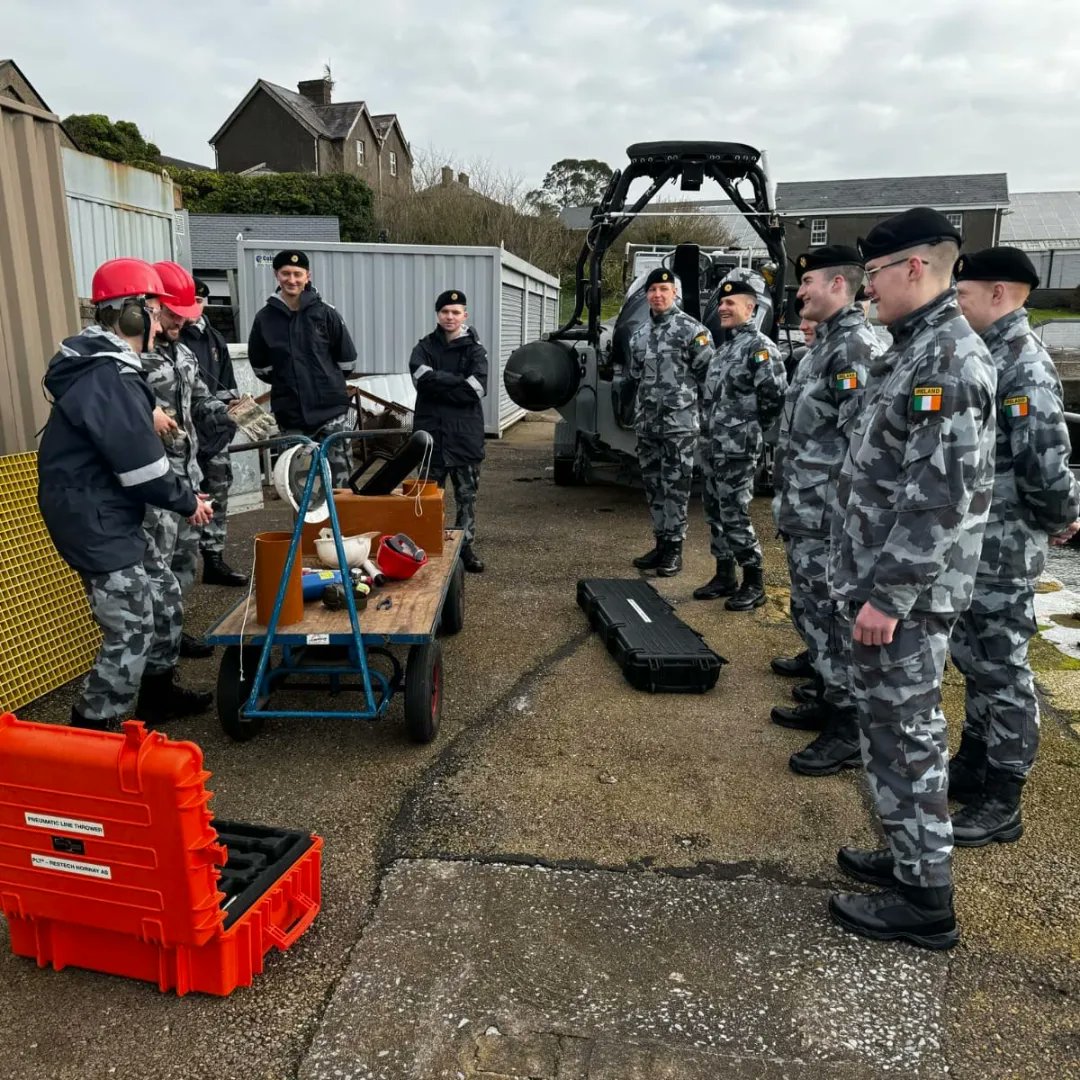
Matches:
[205,431,454,726]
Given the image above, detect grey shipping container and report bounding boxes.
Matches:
[237,241,560,435]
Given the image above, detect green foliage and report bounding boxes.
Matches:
[526,158,613,215]
[63,114,161,167]
[167,169,376,242]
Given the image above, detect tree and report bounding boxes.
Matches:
[167,169,377,243]
[63,114,161,168]
[526,158,613,215]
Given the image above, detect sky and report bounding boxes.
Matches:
[5,0,1079,196]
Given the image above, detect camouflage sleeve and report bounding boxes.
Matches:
[869,369,993,620]
[191,368,236,447]
[687,327,714,385]
[829,335,873,439]
[753,342,787,426]
[628,330,645,381]
[1007,370,1080,534]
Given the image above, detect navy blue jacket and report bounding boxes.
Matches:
[248,285,358,430]
[37,328,198,574]
[409,326,488,467]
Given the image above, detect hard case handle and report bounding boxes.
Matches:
[263,890,318,951]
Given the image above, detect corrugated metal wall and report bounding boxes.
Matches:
[1027,248,1080,289]
[62,148,177,299]
[0,96,80,455]
[238,241,559,435]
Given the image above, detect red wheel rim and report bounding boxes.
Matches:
[431,660,441,718]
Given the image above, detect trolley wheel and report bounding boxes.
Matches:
[439,559,465,636]
[404,641,443,744]
[217,645,266,742]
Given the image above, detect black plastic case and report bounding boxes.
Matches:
[576,579,726,693]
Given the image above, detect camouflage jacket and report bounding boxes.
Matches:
[142,339,233,487]
[773,305,882,538]
[628,306,713,436]
[703,321,787,459]
[976,307,1079,582]
[829,289,998,619]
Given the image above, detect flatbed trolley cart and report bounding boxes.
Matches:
[204,432,465,744]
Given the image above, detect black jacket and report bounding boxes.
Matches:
[180,316,236,398]
[248,285,358,430]
[409,326,488,467]
[36,328,198,574]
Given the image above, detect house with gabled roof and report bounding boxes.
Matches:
[209,75,412,196]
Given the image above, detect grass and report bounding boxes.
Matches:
[1029,307,1080,325]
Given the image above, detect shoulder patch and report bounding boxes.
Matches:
[754,349,770,364]
[835,370,859,390]
[1003,393,1029,417]
[694,332,710,347]
[912,386,942,412]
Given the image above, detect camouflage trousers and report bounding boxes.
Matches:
[785,534,854,708]
[281,411,353,490]
[949,581,1039,779]
[850,611,956,889]
[637,433,695,542]
[145,505,200,596]
[198,450,232,556]
[433,464,480,544]
[700,450,761,566]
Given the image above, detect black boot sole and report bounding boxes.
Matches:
[692,587,737,600]
[770,661,814,678]
[204,575,249,587]
[725,594,766,611]
[836,851,896,888]
[789,752,861,777]
[655,567,682,578]
[770,708,826,731]
[953,821,1024,848]
[828,896,960,950]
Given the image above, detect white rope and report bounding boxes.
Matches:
[238,535,259,683]
[413,437,434,517]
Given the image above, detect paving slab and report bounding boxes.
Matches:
[301,859,948,1080]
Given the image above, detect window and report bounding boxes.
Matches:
[810,218,828,246]
[389,151,398,177]
[355,139,365,166]
[945,211,963,230]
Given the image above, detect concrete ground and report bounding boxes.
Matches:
[2,413,1079,1079]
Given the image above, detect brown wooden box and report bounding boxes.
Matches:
[300,487,445,556]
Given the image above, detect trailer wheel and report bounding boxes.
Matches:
[439,560,465,636]
[404,641,443,744]
[217,645,266,742]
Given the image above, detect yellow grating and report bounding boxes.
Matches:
[0,452,101,712]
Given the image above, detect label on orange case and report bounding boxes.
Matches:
[31,853,112,880]
[25,812,104,837]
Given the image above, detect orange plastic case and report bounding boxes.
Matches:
[0,714,322,996]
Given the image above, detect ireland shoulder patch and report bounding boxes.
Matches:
[1003,394,1029,418]
[835,370,859,390]
[912,386,942,412]
[754,349,770,364]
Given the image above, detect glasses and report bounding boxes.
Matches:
[864,256,928,280]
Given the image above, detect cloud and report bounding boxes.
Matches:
[4,0,1078,191]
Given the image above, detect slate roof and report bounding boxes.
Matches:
[189,213,340,271]
[260,80,366,140]
[161,154,214,171]
[779,173,1009,212]
[1000,191,1080,248]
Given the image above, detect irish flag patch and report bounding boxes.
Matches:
[836,370,859,390]
[912,386,942,412]
[1004,394,1029,417]
[754,349,770,364]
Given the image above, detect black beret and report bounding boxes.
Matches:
[954,246,1040,289]
[193,276,210,299]
[795,246,864,277]
[435,289,467,310]
[645,267,677,289]
[854,285,868,303]
[858,207,962,261]
[719,279,757,299]
[272,249,310,271]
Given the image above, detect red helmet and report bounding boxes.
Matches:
[152,260,202,319]
[91,258,166,304]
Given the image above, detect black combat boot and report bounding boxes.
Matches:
[829,882,959,950]
[179,632,214,659]
[632,537,665,571]
[952,768,1025,847]
[655,540,683,578]
[770,649,814,678]
[725,564,765,611]
[202,551,249,587]
[692,558,738,600]
[770,700,828,731]
[837,846,896,888]
[69,705,117,732]
[461,544,485,573]
[948,731,988,804]
[793,675,824,704]
[789,706,861,776]
[135,669,212,724]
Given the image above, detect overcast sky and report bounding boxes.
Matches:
[6,0,1078,195]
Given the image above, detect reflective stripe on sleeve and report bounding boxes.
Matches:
[467,376,486,399]
[412,364,433,384]
[116,455,170,487]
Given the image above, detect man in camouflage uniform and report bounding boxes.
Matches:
[948,248,1080,845]
[627,267,714,577]
[35,258,214,731]
[693,279,786,609]
[772,247,882,776]
[146,262,236,659]
[827,208,998,950]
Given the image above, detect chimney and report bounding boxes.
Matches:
[457,172,470,188]
[297,77,332,106]
[441,165,454,186]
